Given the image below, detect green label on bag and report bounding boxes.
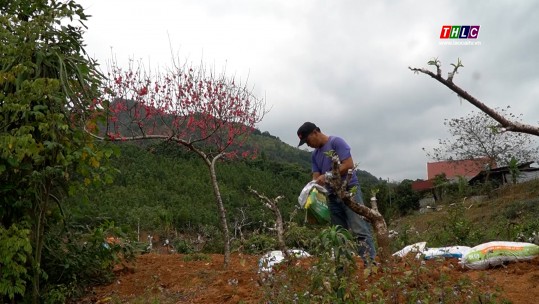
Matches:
[305,188,330,224]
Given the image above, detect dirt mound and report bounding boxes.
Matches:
[81,253,539,303]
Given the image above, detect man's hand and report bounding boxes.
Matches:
[312,172,325,186]
[314,171,334,186]
[314,174,326,186]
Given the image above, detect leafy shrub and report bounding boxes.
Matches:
[390,224,423,253]
[182,253,211,262]
[501,200,539,242]
[42,283,77,304]
[284,222,321,251]
[243,233,277,254]
[425,204,484,247]
[261,226,360,303]
[41,221,135,300]
[393,180,421,215]
[0,224,32,302]
[504,198,539,220]
[197,225,225,253]
[173,239,194,254]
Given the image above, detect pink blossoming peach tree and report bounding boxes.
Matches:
[89,58,267,266]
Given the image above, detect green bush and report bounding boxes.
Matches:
[0,224,32,302]
[284,222,321,251]
[425,204,485,247]
[243,233,277,254]
[389,224,423,253]
[196,225,225,253]
[42,283,77,304]
[182,253,211,262]
[260,226,360,303]
[41,222,135,300]
[173,239,194,254]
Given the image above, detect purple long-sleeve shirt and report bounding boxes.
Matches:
[311,136,358,189]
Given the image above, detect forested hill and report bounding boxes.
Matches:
[250,129,310,168]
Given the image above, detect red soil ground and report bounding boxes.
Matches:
[81,253,539,304]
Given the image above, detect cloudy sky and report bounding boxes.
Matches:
[79,0,539,182]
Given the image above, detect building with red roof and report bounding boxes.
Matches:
[427,157,494,180]
[412,157,495,193]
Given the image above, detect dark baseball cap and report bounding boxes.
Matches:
[297,122,319,146]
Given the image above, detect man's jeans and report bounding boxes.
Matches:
[328,188,376,262]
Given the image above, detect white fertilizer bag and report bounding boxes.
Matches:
[392,242,427,258]
[258,249,311,273]
[422,246,471,260]
[460,241,539,270]
[298,181,327,208]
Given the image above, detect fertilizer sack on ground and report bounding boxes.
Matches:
[460,241,539,270]
[422,246,471,260]
[392,242,427,258]
[304,187,330,224]
[258,249,311,273]
[392,243,471,260]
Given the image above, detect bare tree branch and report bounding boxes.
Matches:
[248,187,288,257]
[409,60,539,136]
[325,154,390,260]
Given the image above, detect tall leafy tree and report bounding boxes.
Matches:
[393,179,421,215]
[1,1,107,302]
[92,58,267,266]
[425,109,539,167]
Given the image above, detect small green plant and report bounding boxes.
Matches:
[365,257,506,303]
[426,203,484,246]
[284,222,321,251]
[508,156,521,184]
[173,239,194,254]
[42,283,77,304]
[456,175,471,197]
[261,226,361,303]
[314,225,357,267]
[196,225,224,253]
[243,233,277,254]
[311,226,359,302]
[391,224,422,253]
[182,253,211,262]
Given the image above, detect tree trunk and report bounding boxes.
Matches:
[273,207,287,254]
[31,184,51,304]
[340,196,390,260]
[208,157,231,267]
